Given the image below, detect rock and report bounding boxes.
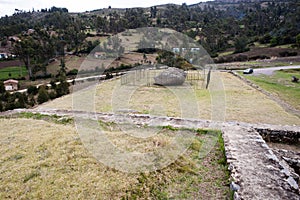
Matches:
[234,192,241,200]
[230,182,241,191]
[154,67,187,86]
[280,167,291,177]
[287,176,299,190]
[266,151,279,162]
[116,109,139,114]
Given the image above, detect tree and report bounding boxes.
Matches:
[0,101,3,112]
[5,93,17,110]
[270,37,278,47]
[15,92,27,108]
[55,81,69,98]
[27,85,38,95]
[18,93,27,108]
[13,37,37,78]
[54,59,69,98]
[234,37,249,53]
[37,86,49,104]
[296,34,300,48]
[0,81,5,93]
[13,31,56,79]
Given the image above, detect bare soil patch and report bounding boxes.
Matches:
[0,60,23,69]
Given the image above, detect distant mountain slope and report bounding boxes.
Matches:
[0,1,299,58]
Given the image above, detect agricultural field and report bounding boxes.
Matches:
[0,117,231,199]
[0,66,27,80]
[46,53,157,75]
[242,69,300,111]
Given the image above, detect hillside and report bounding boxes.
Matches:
[0,1,299,53]
[0,0,299,82]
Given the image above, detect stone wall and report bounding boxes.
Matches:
[256,128,300,144]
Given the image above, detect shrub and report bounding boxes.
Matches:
[50,80,57,89]
[279,51,298,57]
[16,93,28,108]
[27,86,38,95]
[67,69,78,76]
[55,81,69,98]
[35,74,52,80]
[48,91,57,100]
[37,86,49,104]
[233,54,248,62]
[0,81,5,93]
[28,95,35,106]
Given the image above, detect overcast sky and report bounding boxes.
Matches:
[0,0,210,17]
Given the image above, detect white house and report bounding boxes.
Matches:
[4,79,19,91]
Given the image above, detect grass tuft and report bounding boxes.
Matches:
[23,171,41,183]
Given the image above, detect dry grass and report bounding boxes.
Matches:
[0,118,230,199]
[0,118,136,199]
[38,72,300,125]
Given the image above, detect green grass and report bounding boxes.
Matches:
[18,112,74,125]
[253,42,269,48]
[0,66,27,80]
[243,69,300,110]
[218,51,234,57]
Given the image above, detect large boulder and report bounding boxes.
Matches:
[154,67,187,86]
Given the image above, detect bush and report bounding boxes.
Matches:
[0,101,3,111]
[48,91,57,100]
[35,74,52,80]
[105,73,113,80]
[16,93,28,108]
[37,87,49,104]
[5,94,17,110]
[67,69,78,76]
[270,37,278,47]
[50,80,57,89]
[233,54,248,62]
[279,51,298,57]
[234,37,249,53]
[249,55,270,60]
[0,81,5,93]
[55,81,69,98]
[28,95,35,106]
[259,34,272,44]
[27,86,38,95]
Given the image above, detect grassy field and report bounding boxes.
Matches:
[0,66,27,80]
[242,69,300,111]
[0,117,231,199]
[39,72,300,125]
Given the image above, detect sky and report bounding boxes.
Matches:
[0,0,210,17]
